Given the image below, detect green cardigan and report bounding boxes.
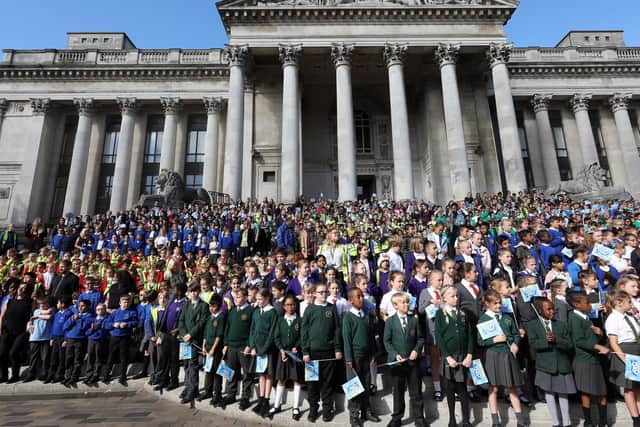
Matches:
[567,311,603,364]
[301,303,342,355]
[274,316,301,351]
[433,309,474,358]
[203,312,227,352]
[524,318,573,375]
[248,307,279,355]
[342,311,375,362]
[477,312,521,352]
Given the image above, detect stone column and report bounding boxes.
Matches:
[279,44,303,204]
[531,94,561,187]
[610,94,640,190]
[203,97,226,192]
[331,43,357,201]
[570,94,600,167]
[384,43,414,200]
[0,99,7,139]
[62,98,94,215]
[487,43,527,192]
[222,45,249,200]
[110,97,137,212]
[159,97,182,173]
[435,43,470,200]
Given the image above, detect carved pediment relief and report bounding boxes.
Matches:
[218,0,518,9]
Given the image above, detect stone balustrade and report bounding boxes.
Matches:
[510,46,640,62]
[2,48,224,65]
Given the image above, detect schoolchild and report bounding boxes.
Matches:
[62,299,92,386]
[103,295,138,386]
[550,279,571,322]
[567,291,610,427]
[249,289,279,417]
[301,283,343,423]
[199,294,226,406]
[178,282,209,403]
[525,298,575,427]
[85,303,108,385]
[24,298,53,382]
[287,260,309,298]
[433,285,473,427]
[418,269,444,400]
[342,287,381,427]
[299,283,315,317]
[477,289,528,427]
[46,296,72,383]
[77,275,104,314]
[222,287,256,410]
[407,259,429,299]
[270,294,303,420]
[383,292,426,427]
[605,290,640,427]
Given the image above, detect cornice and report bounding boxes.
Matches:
[508,63,640,77]
[0,67,230,81]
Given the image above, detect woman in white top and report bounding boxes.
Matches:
[154,227,169,249]
[605,290,640,421]
[318,228,347,279]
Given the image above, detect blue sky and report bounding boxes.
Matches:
[1,0,638,50]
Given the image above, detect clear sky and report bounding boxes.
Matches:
[1,0,639,50]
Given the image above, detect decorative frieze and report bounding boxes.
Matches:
[0,67,229,80]
[609,93,632,113]
[116,97,138,114]
[383,43,408,67]
[160,97,183,114]
[570,94,591,113]
[73,98,94,115]
[203,97,227,114]
[509,64,640,77]
[30,98,51,115]
[278,44,303,67]
[487,42,512,68]
[331,43,354,67]
[530,94,552,113]
[435,43,460,67]
[223,45,250,67]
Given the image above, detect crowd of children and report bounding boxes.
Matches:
[1,195,640,427]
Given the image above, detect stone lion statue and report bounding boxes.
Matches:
[546,163,609,196]
[138,169,211,207]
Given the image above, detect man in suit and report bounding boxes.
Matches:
[49,260,80,303]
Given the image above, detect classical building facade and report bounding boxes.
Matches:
[0,0,640,227]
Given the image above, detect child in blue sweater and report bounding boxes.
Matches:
[63,300,92,386]
[103,295,138,386]
[85,303,108,385]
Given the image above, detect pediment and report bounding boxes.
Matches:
[218,0,519,10]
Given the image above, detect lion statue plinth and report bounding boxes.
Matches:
[138,169,212,207]
[546,163,631,201]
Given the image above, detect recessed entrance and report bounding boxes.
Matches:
[357,175,376,200]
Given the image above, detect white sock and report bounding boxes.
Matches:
[293,384,302,409]
[274,385,285,408]
[545,393,560,426]
[558,393,571,426]
[433,381,441,392]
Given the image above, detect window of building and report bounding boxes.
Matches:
[49,116,78,219]
[589,110,611,185]
[140,115,164,195]
[515,110,534,188]
[354,110,372,154]
[184,114,206,188]
[584,36,590,41]
[605,36,611,41]
[263,171,276,182]
[549,110,573,181]
[95,117,121,212]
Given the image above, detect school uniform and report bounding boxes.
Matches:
[477,311,524,388]
[567,311,607,396]
[383,313,425,425]
[26,309,52,381]
[407,276,427,300]
[47,308,72,382]
[524,318,576,394]
[63,311,92,382]
[418,287,441,346]
[202,311,226,400]
[155,297,184,388]
[301,302,342,418]
[274,314,303,382]
[249,304,278,377]
[342,307,376,423]
[455,280,483,328]
[85,315,107,383]
[178,298,209,401]
[553,296,572,323]
[223,303,256,403]
[605,310,640,388]
[103,307,138,382]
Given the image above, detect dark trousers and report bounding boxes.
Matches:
[0,332,27,380]
[182,344,200,400]
[48,336,65,381]
[64,339,87,381]
[444,377,470,425]
[203,349,223,397]
[390,361,424,422]
[347,356,371,421]
[307,350,336,415]
[28,340,50,379]
[104,335,130,380]
[86,339,106,381]
[226,346,254,401]
[156,333,179,386]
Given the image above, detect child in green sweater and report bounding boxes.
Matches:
[249,289,278,418]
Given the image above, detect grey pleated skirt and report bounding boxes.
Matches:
[440,353,468,383]
[609,342,640,389]
[484,349,524,388]
[574,361,607,396]
[534,371,576,394]
[275,354,304,382]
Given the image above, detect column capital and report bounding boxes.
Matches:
[73,98,94,115]
[435,43,460,67]
[531,94,552,113]
[0,99,8,117]
[609,93,632,113]
[278,44,302,67]
[160,97,183,114]
[203,97,227,114]
[116,97,138,115]
[30,98,51,115]
[383,43,408,67]
[223,44,249,67]
[570,93,592,113]
[486,42,513,68]
[331,43,354,67]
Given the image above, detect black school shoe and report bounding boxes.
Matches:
[292,407,301,421]
[238,398,251,411]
